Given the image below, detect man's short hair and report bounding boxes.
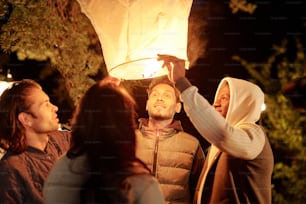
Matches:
[147,76,180,102]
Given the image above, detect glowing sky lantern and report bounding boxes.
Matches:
[77,0,193,80]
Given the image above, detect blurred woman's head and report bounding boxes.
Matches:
[68,77,138,172]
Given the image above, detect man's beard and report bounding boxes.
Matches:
[150,112,172,121]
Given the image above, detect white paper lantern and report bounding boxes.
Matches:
[77,0,193,80]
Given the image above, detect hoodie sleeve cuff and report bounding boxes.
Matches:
[175,77,192,92]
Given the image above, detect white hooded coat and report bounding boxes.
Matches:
[177,77,274,204]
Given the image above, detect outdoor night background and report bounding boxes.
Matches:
[0,0,305,203]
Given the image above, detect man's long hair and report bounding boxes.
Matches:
[0,79,41,154]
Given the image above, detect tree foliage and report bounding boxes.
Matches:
[0,0,105,104]
[233,39,306,203]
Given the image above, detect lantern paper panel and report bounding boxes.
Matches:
[77,0,193,80]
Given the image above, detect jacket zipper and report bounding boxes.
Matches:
[152,130,159,177]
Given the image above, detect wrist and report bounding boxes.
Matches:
[175,77,192,92]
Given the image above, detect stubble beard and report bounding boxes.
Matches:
[150,112,172,121]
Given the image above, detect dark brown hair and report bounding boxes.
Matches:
[67,79,151,203]
[147,76,180,102]
[0,79,41,153]
[67,78,142,172]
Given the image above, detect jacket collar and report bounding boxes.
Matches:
[138,118,183,140]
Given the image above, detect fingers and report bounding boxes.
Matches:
[157,54,184,64]
[157,54,188,82]
[169,65,174,83]
[160,60,174,82]
[157,54,179,61]
[157,54,188,69]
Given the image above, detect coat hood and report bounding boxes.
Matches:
[214,77,264,126]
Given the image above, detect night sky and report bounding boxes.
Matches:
[188,0,306,100]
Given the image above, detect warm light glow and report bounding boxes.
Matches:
[109,57,167,80]
[77,0,193,80]
[261,103,266,112]
[6,69,12,79]
[0,81,13,96]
